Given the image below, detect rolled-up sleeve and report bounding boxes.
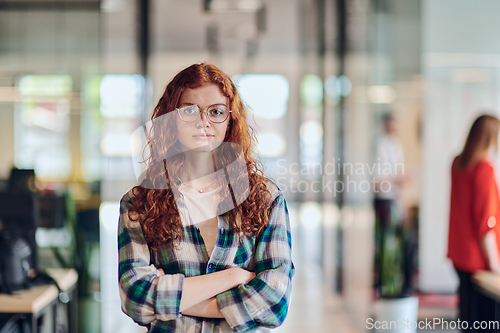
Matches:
[118,195,185,325]
[216,194,295,332]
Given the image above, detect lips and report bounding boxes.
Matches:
[193,133,214,139]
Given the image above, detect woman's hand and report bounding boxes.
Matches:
[229,267,256,285]
[481,230,500,274]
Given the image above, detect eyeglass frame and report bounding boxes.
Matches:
[176,103,232,124]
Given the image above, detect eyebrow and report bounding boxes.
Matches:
[178,103,227,108]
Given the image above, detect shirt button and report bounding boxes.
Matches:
[220,229,225,235]
[208,263,214,270]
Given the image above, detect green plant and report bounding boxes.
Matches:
[376,201,414,298]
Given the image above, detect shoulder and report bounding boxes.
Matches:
[119,187,138,215]
[474,158,494,174]
[476,158,494,169]
[263,178,283,204]
[453,157,493,174]
[118,188,146,233]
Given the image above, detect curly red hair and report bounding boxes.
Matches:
[128,63,272,250]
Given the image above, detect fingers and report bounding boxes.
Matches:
[244,271,257,284]
[156,268,165,277]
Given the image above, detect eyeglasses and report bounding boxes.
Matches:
[176,104,232,123]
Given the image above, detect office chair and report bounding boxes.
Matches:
[0,191,39,270]
[7,169,35,194]
[0,314,29,333]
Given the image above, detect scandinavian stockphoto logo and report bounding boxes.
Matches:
[130,111,250,224]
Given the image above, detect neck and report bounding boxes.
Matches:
[183,149,215,183]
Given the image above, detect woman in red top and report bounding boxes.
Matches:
[448,114,500,332]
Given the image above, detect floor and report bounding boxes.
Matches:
[273,255,356,333]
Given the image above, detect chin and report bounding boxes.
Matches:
[198,144,213,152]
[187,143,213,152]
[178,139,223,153]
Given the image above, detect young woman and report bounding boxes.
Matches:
[448,114,500,332]
[118,63,294,332]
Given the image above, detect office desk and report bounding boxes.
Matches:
[472,270,500,333]
[0,268,78,333]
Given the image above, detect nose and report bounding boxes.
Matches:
[196,111,211,128]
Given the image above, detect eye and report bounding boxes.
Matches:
[209,108,224,116]
[180,105,198,115]
[208,105,227,117]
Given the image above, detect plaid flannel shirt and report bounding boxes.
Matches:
[118,182,295,333]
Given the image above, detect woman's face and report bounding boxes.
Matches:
[175,83,230,151]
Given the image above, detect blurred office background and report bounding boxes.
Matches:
[1,0,500,332]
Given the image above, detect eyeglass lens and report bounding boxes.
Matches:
[178,105,230,123]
